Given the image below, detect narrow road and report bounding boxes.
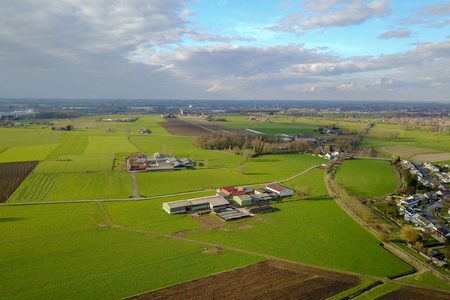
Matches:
[130,172,140,198]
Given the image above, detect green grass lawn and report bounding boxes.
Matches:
[335,159,397,198]
[34,153,115,173]
[187,200,412,277]
[9,172,133,202]
[0,144,59,163]
[103,192,214,234]
[0,203,264,299]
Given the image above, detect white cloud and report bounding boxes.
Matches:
[378,29,412,39]
[269,0,391,32]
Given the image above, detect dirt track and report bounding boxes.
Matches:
[127,260,360,300]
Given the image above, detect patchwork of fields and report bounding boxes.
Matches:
[1,115,449,299]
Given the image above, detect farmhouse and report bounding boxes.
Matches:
[163,195,229,214]
[265,183,294,197]
[127,152,194,172]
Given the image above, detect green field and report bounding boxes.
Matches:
[0,144,59,163]
[396,271,450,290]
[361,123,450,153]
[34,154,115,173]
[45,133,89,159]
[0,128,62,148]
[211,115,364,136]
[335,159,398,198]
[0,203,264,299]
[85,135,138,154]
[187,200,412,277]
[9,172,133,202]
[282,168,331,199]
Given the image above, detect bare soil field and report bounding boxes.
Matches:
[180,117,250,135]
[382,145,441,158]
[157,117,212,137]
[0,161,39,202]
[411,152,450,162]
[378,286,450,300]
[127,260,360,300]
[352,147,386,158]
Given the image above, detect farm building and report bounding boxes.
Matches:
[216,186,247,199]
[215,208,252,221]
[233,194,253,206]
[265,184,294,197]
[163,195,229,214]
[127,152,194,172]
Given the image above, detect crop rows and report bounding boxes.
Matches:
[0,161,39,202]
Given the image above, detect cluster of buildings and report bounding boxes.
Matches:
[401,160,439,188]
[162,183,294,220]
[127,153,194,172]
[216,184,294,206]
[395,159,450,245]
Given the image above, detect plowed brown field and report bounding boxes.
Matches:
[378,286,450,300]
[0,161,39,202]
[158,118,212,137]
[179,117,249,135]
[127,260,360,300]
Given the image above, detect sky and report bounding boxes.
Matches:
[0,0,449,101]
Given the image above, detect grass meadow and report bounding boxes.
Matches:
[282,168,330,199]
[34,154,115,173]
[187,200,412,277]
[0,144,59,163]
[103,192,214,234]
[361,123,450,153]
[0,203,264,299]
[335,159,398,198]
[9,172,133,202]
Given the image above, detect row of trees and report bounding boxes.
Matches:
[195,133,310,155]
